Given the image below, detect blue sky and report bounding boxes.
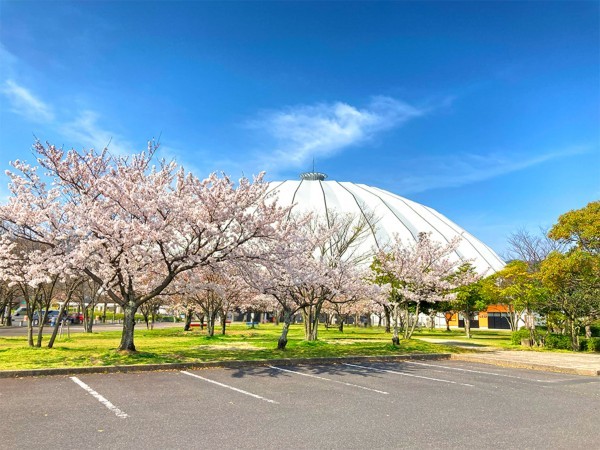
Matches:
[0,1,598,256]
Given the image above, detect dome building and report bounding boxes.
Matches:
[266,172,504,275]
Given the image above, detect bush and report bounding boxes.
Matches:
[544,333,572,350]
[511,328,531,345]
[586,337,600,352]
[589,323,600,338]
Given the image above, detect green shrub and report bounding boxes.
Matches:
[589,323,600,338]
[586,337,600,352]
[544,333,572,350]
[511,328,530,345]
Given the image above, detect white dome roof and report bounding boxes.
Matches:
[267,174,505,275]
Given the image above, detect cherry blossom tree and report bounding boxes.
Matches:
[47,276,84,348]
[73,278,106,333]
[373,232,467,343]
[0,236,67,346]
[239,214,317,349]
[0,141,290,351]
[175,263,255,336]
[0,279,16,326]
[139,297,162,330]
[241,210,375,347]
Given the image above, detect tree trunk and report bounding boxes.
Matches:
[5,298,13,326]
[220,311,227,335]
[48,303,68,348]
[384,306,391,333]
[35,317,46,347]
[391,304,400,346]
[183,309,193,331]
[464,311,472,339]
[585,325,592,339]
[338,319,344,332]
[277,310,293,350]
[302,306,320,341]
[404,302,420,340]
[27,319,34,347]
[429,312,436,331]
[309,306,320,341]
[206,311,216,337]
[117,302,138,352]
[303,308,310,338]
[445,314,451,332]
[83,307,94,332]
[570,320,579,351]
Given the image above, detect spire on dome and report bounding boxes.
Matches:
[300,158,327,180]
[300,172,327,181]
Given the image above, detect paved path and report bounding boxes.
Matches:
[418,337,600,376]
[0,321,182,337]
[453,350,600,376]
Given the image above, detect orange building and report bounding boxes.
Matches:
[447,304,512,330]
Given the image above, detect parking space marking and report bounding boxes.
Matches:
[269,366,389,395]
[181,371,279,404]
[343,363,474,387]
[70,377,129,419]
[402,361,574,383]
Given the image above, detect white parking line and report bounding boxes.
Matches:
[70,377,129,419]
[343,363,474,387]
[402,361,572,383]
[181,371,279,404]
[269,366,389,395]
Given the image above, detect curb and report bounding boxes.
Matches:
[451,354,600,377]
[0,353,452,379]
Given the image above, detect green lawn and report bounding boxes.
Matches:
[0,324,514,371]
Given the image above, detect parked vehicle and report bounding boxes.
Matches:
[11,307,29,323]
[31,310,65,325]
[68,312,84,324]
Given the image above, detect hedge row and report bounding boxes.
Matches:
[511,328,600,352]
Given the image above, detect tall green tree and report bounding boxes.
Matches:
[536,201,600,350]
[450,264,487,338]
[538,250,600,350]
[548,201,600,254]
[482,260,544,338]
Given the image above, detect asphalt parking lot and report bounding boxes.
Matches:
[1,360,598,449]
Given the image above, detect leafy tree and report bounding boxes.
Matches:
[482,260,544,335]
[548,201,600,254]
[450,263,486,338]
[538,250,600,350]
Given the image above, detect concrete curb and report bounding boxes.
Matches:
[0,353,452,379]
[451,354,600,377]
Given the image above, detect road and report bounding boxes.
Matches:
[0,321,182,337]
[1,360,598,449]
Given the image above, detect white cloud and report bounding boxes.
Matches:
[59,110,134,154]
[249,96,424,170]
[392,145,592,194]
[1,79,54,123]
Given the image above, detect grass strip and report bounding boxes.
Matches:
[0,324,514,371]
